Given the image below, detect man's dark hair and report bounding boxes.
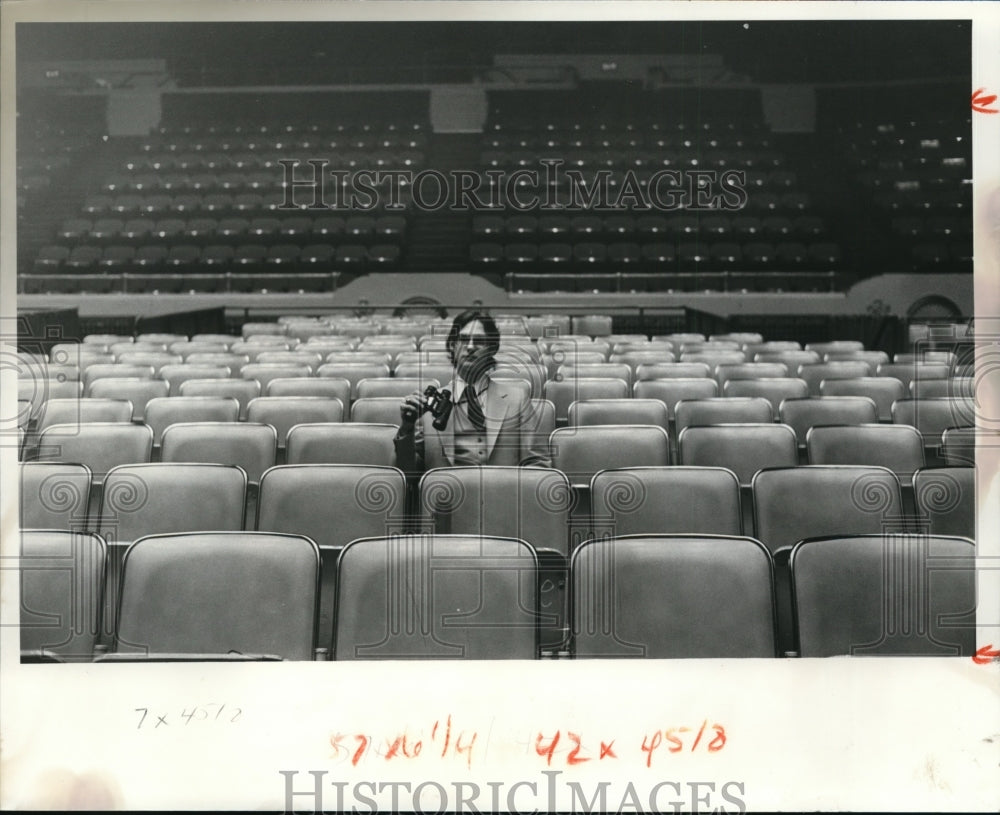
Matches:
[446,310,501,367]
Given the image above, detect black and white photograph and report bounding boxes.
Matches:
[1,1,998,811]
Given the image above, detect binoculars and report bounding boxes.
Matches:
[402,385,453,431]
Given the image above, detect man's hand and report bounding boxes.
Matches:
[398,391,425,434]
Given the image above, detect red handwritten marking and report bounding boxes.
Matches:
[708,725,727,752]
[666,727,689,753]
[972,88,999,114]
[973,644,1000,664]
[566,732,591,765]
[641,731,662,767]
[455,730,477,769]
[438,715,451,757]
[351,735,368,767]
[535,732,560,766]
[599,740,617,760]
[690,720,707,752]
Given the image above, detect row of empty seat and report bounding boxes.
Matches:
[21,515,976,660]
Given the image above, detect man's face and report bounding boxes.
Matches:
[453,319,494,381]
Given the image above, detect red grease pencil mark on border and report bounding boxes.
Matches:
[972,88,998,114]
[973,645,1000,664]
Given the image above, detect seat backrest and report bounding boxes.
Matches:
[285,423,398,466]
[156,364,229,394]
[568,398,669,432]
[115,532,319,660]
[20,462,92,530]
[257,464,406,550]
[88,378,169,421]
[632,378,718,419]
[876,362,953,392]
[723,378,809,419]
[779,396,879,446]
[543,378,629,424]
[571,535,776,658]
[144,396,240,445]
[550,425,670,487]
[790,534,976,656]
[558,363,633,387]
[160,422,276,484]
[715,362,788,389]
[635,362,711,380]
[752,465,903,554]
[913,466,975,537]
[797,361,871,395]
[334,534,538,660]
[819,376,906,422]
[356,377,439,400]
[20,530,106,661]
[419,466,573,557]
[316,363,393,396]
[678,424,798,487]
[178,378,261,419]
[99,463,247,544]
[892,398,976,440]
[591,466,742,537]
[674,397,773,434]
[910,377,974,400]
[265,376,351,407]
[806,424,925,476]
[941,427,976,466]
[35,423,153,483]
[349,397,404,425]
[246,396,345,449]
[82,364,155,393]
[36,398,134,434]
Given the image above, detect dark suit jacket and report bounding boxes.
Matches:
[394,375,551,473]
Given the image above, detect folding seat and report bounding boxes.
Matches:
[257,463,406,651]
[246,396,345,450]
[762,216,793,239]
[543,378,629,426]
[753,465,904,556]
[538,243,573,265]
[367,244,401,267]
[680,350,746,367]
[374,215,406,238]
[636,214,669,239]
[334,533,538,660]
[315,362,391,399]
[632,378,719,421]
[19,530,106,662]
[568,398,668,432]
[64,245,102,273]
[335,244,367,268]
[796,361,872,396]
[570,535,776,658]
[285,423,398,466]
[503,243,538,266]
[143,195,173,216]
[34,397,134,436]
[819,376,906,422]
[753,349,820,368]
[391,362,453,385]
[471,243,504,265]
[678,423,798,488]
[111,340,167,355]
[910,377,973,400]
[876,362,954,393]
[912,466,975,538]
[264,375,352,403]
[183,351,248,368]
[114,351,182,373]
[724,378,810,419]
[715,362,788,390]
[344,216,376,241]
[550,425,670,489]
[82,195,113,216]
[634,362,711,381]
[806,424,925,481]
[473,214,505,238]
[311,216,345,238]
[779,396,880,450]
[20,462,92,530]
[184,217,218,243]
[557,362,632,387]
[892,397,975,447]
[821,349,889,374]
[82,364,155,395]
[590,466,742,538]
[255,350,323,368]
[789,534,975,657]
[355,377,438,401]
[33,245,70,273]
[121,217,153,243]
[894,350,957,366]
[157,364,230,395]
[277,215,312,239]
[709,242,743,269]
[239,363,311,394]
[603,214,637,238]
[160,422,276,486]
[176,378,258,420]
[90,217,125,242]
[610,350,677,371]
[35,423,153,487]
[109,532,320,661]
[674,397,773,435]
[940,427,976,466]
[349,397,405,424]
[805,341,865,355]
[144,396,240,447]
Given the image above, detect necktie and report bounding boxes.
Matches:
[466,385,486,432]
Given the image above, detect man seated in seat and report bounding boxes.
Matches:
[395,310,550,471]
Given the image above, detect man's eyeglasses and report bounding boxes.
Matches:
[457,335,494,349]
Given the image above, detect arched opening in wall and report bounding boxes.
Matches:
[907,295,964,322]
[392,296,449,318]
